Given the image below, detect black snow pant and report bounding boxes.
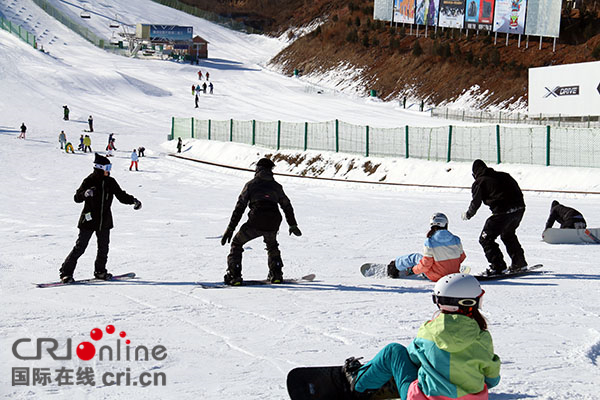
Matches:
[227,223,282,276]
[60,228,110,277]
[479,208,527,272]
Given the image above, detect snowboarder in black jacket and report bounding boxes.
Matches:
[544,200,586,230]
[60,153,142,283]
[220,158,302,285]
[462,159,527,276]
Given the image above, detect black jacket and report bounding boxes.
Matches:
[75,170,136,231]
[466,163,525,218]
[545,202,586,229]
[227,167,297,232]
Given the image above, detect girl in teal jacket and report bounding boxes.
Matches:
[348,274,501,400]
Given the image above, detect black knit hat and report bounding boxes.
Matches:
[472,159,487,178]
[256,157,275,169]
[94,153,111,170]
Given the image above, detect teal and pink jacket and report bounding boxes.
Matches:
[407,313,501,399]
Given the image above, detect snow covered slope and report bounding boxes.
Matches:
[1,0,599,399]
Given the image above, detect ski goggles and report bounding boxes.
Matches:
[94,163,112,171]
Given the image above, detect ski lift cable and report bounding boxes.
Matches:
[58,0,134,27]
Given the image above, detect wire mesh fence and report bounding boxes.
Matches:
[0,16,36,48]
[170,117,600,168]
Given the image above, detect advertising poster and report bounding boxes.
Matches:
[415,0,440,25]
[524,0,561,37]
[394,0,416,24]
[529,61,600,116]
[438,0,466,28]
[149,25,193,42]
[464,0,494,30]
[374,0,394,21]
[493,0,527,34]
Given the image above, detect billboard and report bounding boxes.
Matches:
[438,0,466,28]
[415,0,440,26]
[465,0,495,30]
[528,61,600,116]
[493,0,527,34]
[394,0,416,23]
[374,0,394,21]
[524,0,561,37]
[149,25,193,42]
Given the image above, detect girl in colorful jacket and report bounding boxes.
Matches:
[346,273,501,400]
[388,213,466,282]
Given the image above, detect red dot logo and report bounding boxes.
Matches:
[119,331,126,338]
[106,325,115,334]
[90,328,103,341]
[76,342,96,361]
[126,340,131,345]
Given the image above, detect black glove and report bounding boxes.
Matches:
[221,228,234,246]
[289,225,302,236]
[133,199,142,210]
[84,188,95,198]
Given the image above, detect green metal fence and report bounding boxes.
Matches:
[170,117,600,168]
[0,17,36,48]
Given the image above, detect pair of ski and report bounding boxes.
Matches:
[360,263,544,281]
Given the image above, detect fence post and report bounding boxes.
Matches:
[208,119,211,140]
[405,126,410,158]
[191,118,194,138]
[230,119,233,142]
[546,125,551,166]
[277,120,281,150]
[366,125,370,157]
[447,125,453,162]
[304,122,308,151]
[252,120,256,145]
[335,119,339,152]
[170,117,174,140]
[496,125,501,164]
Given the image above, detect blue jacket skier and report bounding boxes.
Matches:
[345,274,501,400]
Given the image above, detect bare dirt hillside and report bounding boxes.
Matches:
[182,0,600,109]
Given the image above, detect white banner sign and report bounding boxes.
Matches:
[529,61,600,116]
[374,0,394,21]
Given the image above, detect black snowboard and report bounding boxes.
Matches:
[475,264,543,281]
[286,366,399,400]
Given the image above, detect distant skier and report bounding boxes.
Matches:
[78,134,84,151]
[195,93,199,108]
[58,130,67,149]
[65,141,75,153]
[198,70,202,80]
[83,135,92,153]
[202,82,207,94]
[191,84,196,95]
[59,153,142,283]
[209,82,213,94]
[63,105,70,121]
[88,115,94,132]
[18,123,26,139]
[386,213,465,282]
[177,137,182,153]
[220,157,302,285]
[138,146,145,157]
[344,273,501,399]
[545,200,586,230]
[462,159,527,276]
[108,133,114,148]
[129,149,139,171]
[205,71,210,81]
[196,84,201,94]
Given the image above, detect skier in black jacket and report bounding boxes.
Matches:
[60,153,142,283]
[545,200,586,230]
[220,158,302,285]
[462,159,527,276]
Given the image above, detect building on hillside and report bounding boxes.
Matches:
[134,24,208,61]
[189,35,209,59]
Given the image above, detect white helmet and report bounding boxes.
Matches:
[430,212,448,229]
[432,273,484,313]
